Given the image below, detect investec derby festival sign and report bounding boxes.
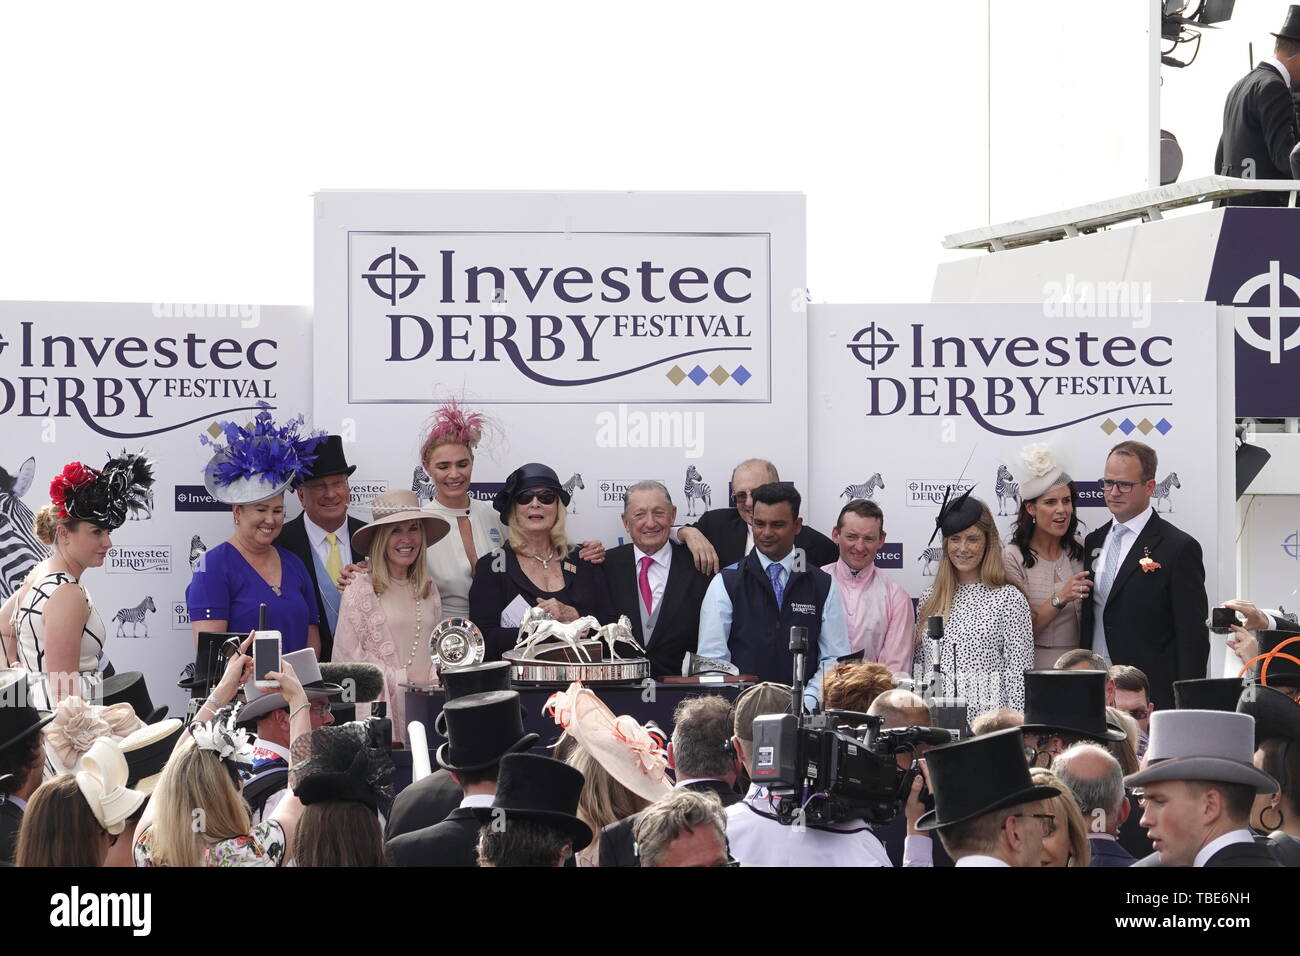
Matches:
[807,303,1233,626]
[315,191,809,542]
[0,301,311,715]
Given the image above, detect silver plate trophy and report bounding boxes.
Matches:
[503,610,651,685]
[430,618,486,672]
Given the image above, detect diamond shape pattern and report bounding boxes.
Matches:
[1100,419,1118,435]
[1118,418,1136,435]
[666,365,686,385]
[687,365,708,385]
[207,421,224,438]
[732,365,752,386]
[1137,418,1154,435]
[709,365,730,385]
[1156,418,1172,435]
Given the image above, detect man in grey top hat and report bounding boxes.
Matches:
[1127,709,1282,867]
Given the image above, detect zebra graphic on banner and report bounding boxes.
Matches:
[684,466,711,517]
[1153,472,1181,513]
[114,596,156,638]
[841,473,885,499]
[995,465,1021,516]
[561,473,584,513]
[411,467,436,502]
[0,457,49,601]
[188,535,207,571]
[918,547,944,576]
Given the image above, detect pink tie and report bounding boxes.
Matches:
[638,555,655,615]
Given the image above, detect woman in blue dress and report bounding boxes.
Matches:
[187,407,326,656]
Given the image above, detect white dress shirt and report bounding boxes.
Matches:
[1267,56,1292,87]
[458,792,495,810]
[632,541,672,613]
[1091,506,1154,663]
[954,853,1011,867]
[1193,828,1257,867]
[304,513,352,569]
[725,785,932,867]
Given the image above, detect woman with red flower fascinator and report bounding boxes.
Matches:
[10,453,154,715]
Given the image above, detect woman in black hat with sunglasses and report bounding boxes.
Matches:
[469,463,615,660]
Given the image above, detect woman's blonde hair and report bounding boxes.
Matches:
[1031,767,1092,867]
[1104,707,1141,775]
[506,503,570,557]
[33,503,80,547]
[367,521,433,600]
[15,774,106,867]
[563,739,649,838]
[145,735,251,867]
[916,500,1023,644]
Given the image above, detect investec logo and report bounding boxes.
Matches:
[906,480,975,507]
[347,479,388,509]
[348,233,771,404]
[596,478,665,509]
[1232,260,1300,364]
[105,546,171,574]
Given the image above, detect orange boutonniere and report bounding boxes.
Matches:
[1139,547,1161,573]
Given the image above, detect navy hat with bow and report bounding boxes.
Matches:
[492,463,570,519]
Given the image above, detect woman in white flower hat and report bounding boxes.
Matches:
[132,635,312,866]
[1002,443,1092,669]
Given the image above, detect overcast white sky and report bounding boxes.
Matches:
[0,1,1282,307]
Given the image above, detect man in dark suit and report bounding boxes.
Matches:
[1215,7,1300,207]
[387,690,538,867]
[0,668,52,864]
[1052,743,1137,867]
[276,436,365,662]
[677,458,837,574]
[604,481,709,677]
[1080,440,1208,712]
[599,694,741,867]
[1125,710,1282,867]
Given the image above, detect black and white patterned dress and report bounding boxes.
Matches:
[15,572,105,711]
[911,582,1034,717]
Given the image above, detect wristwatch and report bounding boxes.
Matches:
[1050,593,1065,609]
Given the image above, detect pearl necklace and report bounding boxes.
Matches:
[394,578,426,672]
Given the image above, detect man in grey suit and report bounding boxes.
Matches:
[1216,6,1300,206]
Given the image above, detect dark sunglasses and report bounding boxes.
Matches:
[515,488,559,506]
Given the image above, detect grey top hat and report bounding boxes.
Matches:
[1124,709,1279,794]
[236,648,343,724]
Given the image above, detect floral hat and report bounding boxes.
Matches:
[1006,443,1072,502]
[545,681,672,803]
[200,402,326,506]
[43,696,144,774]
[49,452,155,530]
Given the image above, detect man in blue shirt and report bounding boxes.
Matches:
[697,483,849,707]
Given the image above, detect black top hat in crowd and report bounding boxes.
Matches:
[291,435,356,488]
[435,661,515,736]
[471,752,592,850]
[178,631,241,694]
[1174,678,1246,713]
[1252,631,1300,686]
[100,671,168,725]
[0,669,53,753]
[1021,670,1128,742]
[915,728,1061,831]
[492,463,569,520]
[1275,5,1300,42]
[437,691,539,773]
[1238,684,1300,746]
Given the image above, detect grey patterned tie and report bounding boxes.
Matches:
[1097,525,1129,605]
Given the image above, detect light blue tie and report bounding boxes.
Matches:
[1097,525,1129,604]
[767,561,785,608]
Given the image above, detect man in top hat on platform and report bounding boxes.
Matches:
[1020,669,1128,770]
[236,647,343,822]
[1216,6,1300,207]
[916,728,1061,867]
[1081,440,1208,712]
[0,669,53,863]
[387,690,539,867]
[1126,709,1283,867]
[474,753,592,867]
[277,435,365,662]
[604,481,710,678]
[385,661,517,840]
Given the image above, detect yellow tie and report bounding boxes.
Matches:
[325,532,343,588]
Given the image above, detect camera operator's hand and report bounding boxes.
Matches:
[904,774,927,836]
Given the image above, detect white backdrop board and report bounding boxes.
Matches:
[312,191,810,543]
[807,302,1234,677]
[0,301,311,717]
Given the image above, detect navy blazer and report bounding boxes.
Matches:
[276,512,366,662]
[1089,836,1137,867]
[468,546,615,660]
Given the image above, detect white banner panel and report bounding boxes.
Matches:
[808,303,1229,669]
[0,302,311,717]
[315,191,809,543]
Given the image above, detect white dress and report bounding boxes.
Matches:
[910,583,1033,717]
[424,498,506,621]
[15,571,105,711]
